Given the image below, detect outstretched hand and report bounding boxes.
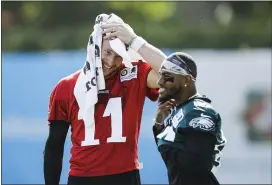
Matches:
[101,22,137,45]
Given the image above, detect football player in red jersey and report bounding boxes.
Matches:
[43,16,166,185]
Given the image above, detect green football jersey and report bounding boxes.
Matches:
[156,95,227,173]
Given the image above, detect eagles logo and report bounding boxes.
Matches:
[188,117,215,131]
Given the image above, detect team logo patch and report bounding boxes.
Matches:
[120,66,137,82]
[188,117,215,131]
[121,69,128,76]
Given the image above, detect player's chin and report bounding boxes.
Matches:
[103,69,117,79]
[158,93,171,104]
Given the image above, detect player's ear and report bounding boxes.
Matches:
[184,75,192,85]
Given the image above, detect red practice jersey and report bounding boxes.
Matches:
[48,61,158,177]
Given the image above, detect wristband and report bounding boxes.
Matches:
[130,36,147,52]
[153,118,164,126]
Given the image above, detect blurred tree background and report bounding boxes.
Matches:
[2,1,271,51]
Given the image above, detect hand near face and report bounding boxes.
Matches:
[101,22,137,45]
[154,99,176,124]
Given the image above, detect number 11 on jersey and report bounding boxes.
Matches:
[81,97,126,146]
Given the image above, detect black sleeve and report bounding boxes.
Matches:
[43,120,69,185]
[160,128,216,174]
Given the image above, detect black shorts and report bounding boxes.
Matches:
[67,170,141,185]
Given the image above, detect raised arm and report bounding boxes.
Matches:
[101,23,166,88]
[137,41,166,73]
[138,42,166,88]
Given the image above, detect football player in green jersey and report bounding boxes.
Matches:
[153,52,226,185]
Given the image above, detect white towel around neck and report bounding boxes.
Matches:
[73,14,133,146]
